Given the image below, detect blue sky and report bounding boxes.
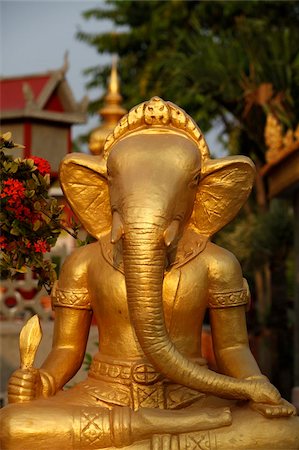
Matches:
[1,1,111,141]
[1,0,224,155]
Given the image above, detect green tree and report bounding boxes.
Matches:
[77,0,299,397]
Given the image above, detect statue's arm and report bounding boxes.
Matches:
[207,244,262,379]
[207,245,296,417]
[40,306,92,392]
[8,246,94,403]
[40,246,93,393]
[210,305,261,379]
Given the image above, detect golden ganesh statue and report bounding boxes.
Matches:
[1,98,299,450]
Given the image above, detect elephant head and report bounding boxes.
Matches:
[59,97,255,398]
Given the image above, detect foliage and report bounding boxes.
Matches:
[0,133,79,293]
[216,200,294,273]
[77,0,299,156]
[83,351,93,372]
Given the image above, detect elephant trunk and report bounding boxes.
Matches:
[122,224,249,399]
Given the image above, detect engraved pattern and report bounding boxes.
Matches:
[191,159,255,237]
[81,410,105,445]
[180,432,214,450]
[131,363,161,385]
[88,357,206,410]
[81,381,131,407]
[132,383,165,410]
[208,289,248,309]
[52,286,91,310]
[89,359,131,383]
[166,385,205,410]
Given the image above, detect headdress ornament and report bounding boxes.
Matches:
[103,97,210,161]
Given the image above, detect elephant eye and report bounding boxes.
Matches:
[189,172,201,188]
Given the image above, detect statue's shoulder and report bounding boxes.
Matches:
[58,242,99,289]
[62,241,99,267]
[203,241,244,291]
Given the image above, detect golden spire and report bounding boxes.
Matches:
[89,57,127,155]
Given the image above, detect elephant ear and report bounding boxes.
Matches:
[190,156,256,237]
[59,154,111,240]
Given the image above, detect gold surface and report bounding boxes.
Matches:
[19,315,42,370]
[1,98,298,449]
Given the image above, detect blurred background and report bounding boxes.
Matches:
[1,0,298,409]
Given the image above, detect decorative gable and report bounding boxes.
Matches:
[0,55,88,177]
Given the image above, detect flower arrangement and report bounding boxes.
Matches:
[0,132,79,293]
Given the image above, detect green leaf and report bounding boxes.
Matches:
[32,173,40,185]
[44,174,50,185]
[10,162,19,173]
[26,190,35,198]
[34,201,41,211]
[49,199,58,214]
[33,220,41,231]
[3,161,12,171]
[0,252,11,263]
[25,158,35,169]
[10,227,20,236]
[48,237,58,246]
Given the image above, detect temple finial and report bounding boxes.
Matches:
[108,55,120,96]
[88,56,127,155]
[61,50,69,75]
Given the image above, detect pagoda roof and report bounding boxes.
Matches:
[0,55,88,124]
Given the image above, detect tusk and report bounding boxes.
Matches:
[111,211,124,244]
[163,219,180,247]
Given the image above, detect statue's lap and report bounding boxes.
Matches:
[3,385,299,450]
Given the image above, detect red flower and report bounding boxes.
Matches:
[14,205,32,221]
[0,179,25,201]
[0,236,8,249]
[33,239,49,254]
[31,157,51,175]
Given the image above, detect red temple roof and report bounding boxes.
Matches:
[0,56,88,124]
[1,75,51,111]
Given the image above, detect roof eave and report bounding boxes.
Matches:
[1,109,87,124]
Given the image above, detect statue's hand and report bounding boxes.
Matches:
[246,379,281,405]
[8,368,55,403]
[250,398,297,418]
[8,368,42,403]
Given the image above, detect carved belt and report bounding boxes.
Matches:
[89,355,207,386]
[89,358,163,386]
[87,355,207,410]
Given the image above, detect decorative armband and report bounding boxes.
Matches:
[208,278,250,309]
[51,281,91,310]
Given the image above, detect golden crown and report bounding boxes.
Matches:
[103,97,210,160]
